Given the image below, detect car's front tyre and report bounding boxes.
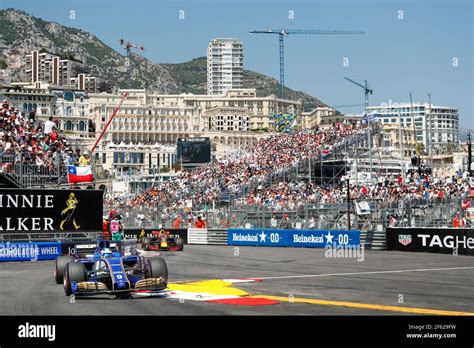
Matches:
[175,237,184,251]
[63,262,86,296]
[54,255,74,284]
[145,258,168,288]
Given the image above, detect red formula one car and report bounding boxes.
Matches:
[141,230,185,251]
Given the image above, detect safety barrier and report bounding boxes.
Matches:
[187,228,228,245]
[228,228,360,248]
[207,229,228,245]
[0,239,136,262]
[387,227,474,256]
[0,241,62,262]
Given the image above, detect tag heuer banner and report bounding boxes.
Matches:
[387,228,474,256]
[0,188,103,233]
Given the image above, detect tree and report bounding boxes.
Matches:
[98,81,112,93]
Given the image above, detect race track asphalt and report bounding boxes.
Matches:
[0,245,473,315]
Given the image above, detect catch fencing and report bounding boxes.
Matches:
[114,197,472,233]
[0,153,66,188]
[0,231,103,242]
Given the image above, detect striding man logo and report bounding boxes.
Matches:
[60,192,80,230]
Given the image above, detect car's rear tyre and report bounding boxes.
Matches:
[54,255,74,284]
[146,258,168,287]
[63,262,86,296]
[142,237,152,251]
[175,238,184,251]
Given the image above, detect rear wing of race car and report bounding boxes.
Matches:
[63,240,138,257]
[66,241,119,257]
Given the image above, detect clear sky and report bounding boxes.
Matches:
[2,0,473,129]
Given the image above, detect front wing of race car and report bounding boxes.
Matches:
[146,243,181,251]
[70,276,167,296]
[69,256,167,296]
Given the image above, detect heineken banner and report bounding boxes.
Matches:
[386,228,474,256]
[0,188,103,232]
[228,229,360,248]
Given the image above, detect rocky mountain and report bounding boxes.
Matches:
[0,8,326,109]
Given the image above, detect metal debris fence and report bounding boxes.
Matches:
[108,198,472,232]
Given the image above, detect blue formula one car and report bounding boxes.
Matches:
[53,240,168,298]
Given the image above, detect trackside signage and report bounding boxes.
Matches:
[387,228,474,256]
[228,229,360,248]
[0,188,103,232]
[0,242,62,262]
[123,228,188,244]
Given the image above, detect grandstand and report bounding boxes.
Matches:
[104,119,472,251]
[0,93,88,189]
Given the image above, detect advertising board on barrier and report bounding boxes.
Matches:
[387,228,474,256]
[228,229,360,248]
[0,188,103,232]
[124,228,188,244]
[0,242,62,262]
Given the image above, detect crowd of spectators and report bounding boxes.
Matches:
[115,118,474,229]
[0,100,82,177]
[127,122,368,211]
[234,170,473,210]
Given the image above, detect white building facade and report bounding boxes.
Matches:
[207,38,243,95]
[88,88,301,175]
[366,103,459,149]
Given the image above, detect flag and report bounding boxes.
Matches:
[67,165,94,183]
[322,150,331,158]
[362,113,381,124]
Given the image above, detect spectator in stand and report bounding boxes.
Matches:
[308,216,316,229]
[452,213,465,228]
[79,150,91,166]
[195,216,206,229]
[281,213,291,229]
[102,217,111,240]
[44,116,56,135]
[173,215,182,229]
[270,215,278,228]
[28,109,36,123]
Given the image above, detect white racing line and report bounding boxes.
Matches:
[226,266,474,282]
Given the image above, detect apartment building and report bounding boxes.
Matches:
[207,38,243,95]
[366,103,459,149]
[24,50,98,92]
